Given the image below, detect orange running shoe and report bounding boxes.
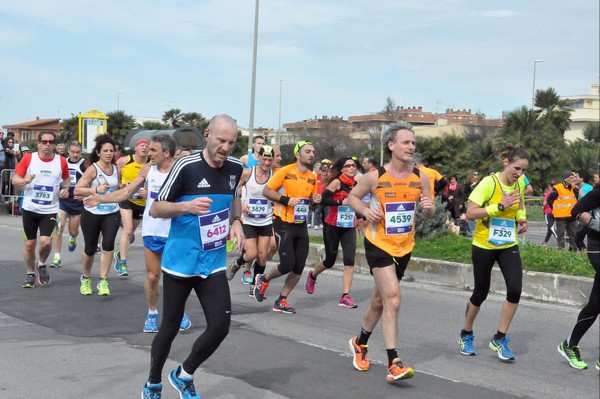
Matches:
[348,336,369,371]
[386,358,414,381]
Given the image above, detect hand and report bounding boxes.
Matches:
[96,183,109,194]
[501,190,520,208]
[419,194,434,213]
[287,197,301,206]
[25,174,35,184]
[518,219,528,234]
[341,198,349,206]
[138,188,147,198]
[241,203,250,215]
[364,207,383,223]
[183,197,213,215]
[84,194,102,207]
[59,188,69,199]
[229,220,245,252]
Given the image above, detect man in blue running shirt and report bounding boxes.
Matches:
[141,114,244,399]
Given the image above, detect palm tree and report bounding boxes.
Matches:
[582,121,599,144]
[60,114,80,144]
[181,112,206,128]
[162,108,183,128]
[534,87,572,136]
[106,110,136,144]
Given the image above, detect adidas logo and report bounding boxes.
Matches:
[197,178,211,188]
[212,214,222,223]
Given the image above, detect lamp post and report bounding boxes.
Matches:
[247,0,260,155]
[278,79,287,145]
[117,90,123,111]
[531,60,544,109]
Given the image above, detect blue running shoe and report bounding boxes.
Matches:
[179,313,192,331]
[168,366,199,399]
[68,237,77,252]
[489,336,515,361]
[114,249,121,263]
[114,260,129,277]
[143,313,159,333]
[141,382,162,399]
[130,234,136,244]
[459,334,477,356]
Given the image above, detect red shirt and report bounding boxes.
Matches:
[15,152,70,180]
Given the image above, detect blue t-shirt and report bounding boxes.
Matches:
[157,152,243,278]
[244,151,259,169]
[579,182,593,199]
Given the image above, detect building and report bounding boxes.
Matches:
[562,83,600,142]
[2,118,61,143]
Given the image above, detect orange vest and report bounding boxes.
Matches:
[551,183,577,219]
[365,166,422,257]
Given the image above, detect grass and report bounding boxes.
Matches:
[310,233,594,278]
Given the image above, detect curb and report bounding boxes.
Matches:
[300,244,592,307]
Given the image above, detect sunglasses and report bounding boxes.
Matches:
[343,164,357,169]
[294,140,312,154]
[39,140,56,145]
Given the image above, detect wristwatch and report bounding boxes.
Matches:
[497,203,505,212]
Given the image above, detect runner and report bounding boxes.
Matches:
[557,186,599,370]
[253,140,321,314]
[458,147,529,362]
[12,132,70,288]
[114,139,149,277]
[74,134,121,296]
[226,145,274,291]
[84,133,191,332]
[50,141,86,268]
[141,114,243,399]
[346,122,434,381]
[305,155,362,308]
[239,135,265,168]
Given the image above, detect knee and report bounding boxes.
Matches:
[506,285,522,304]
[24,240,37,252]
[470,291,488,307]
[382,293,401,312]
[147,271,161,286]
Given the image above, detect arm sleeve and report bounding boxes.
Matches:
[320,189,341,206]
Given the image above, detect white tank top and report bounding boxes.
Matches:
[142,165,171,238]
[22,153,63,214]
[241,166,273,226]
[85,163,120,215]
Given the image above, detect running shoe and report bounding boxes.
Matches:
[339,295,357,308]
[489,336,515,361]
[49,257,61,268]
[115,260,129,277]
[458,333,477,356]
[68,237,77,252]
[387,358,414,381]
[241,269,253,285]
[168,366,199,399]
[114,249,121,262]
[557,340,588,370]
[596,359,599,371]
[249,285,254,297]
[97,279,111,296]
[80,276,92,296]
[226,257,241,281]
[22,273,36,288]
[95,245,101,254]
[348,336,369,371]
[37,265,51,285]
[253,274,269,302]
[141,382,162,399]
[130,234,136,244]
[144,313,159,333]
[305,270,317,294]
[273,298,296,314]
[179,313,192,331]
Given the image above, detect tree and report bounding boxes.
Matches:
[59,114,80,144]
[106,110,136,144]
[137,120,168,130]
[582,121,600,144]
[566,139,598,173]
[495,106,567,193]
[181,112,206,129]
[534,87,572,136]
[162,108,183,128]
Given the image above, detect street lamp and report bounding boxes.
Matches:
[278,79,287,145]
[247,0,260,155]
[117,90,124,111]
[531,60,544,109]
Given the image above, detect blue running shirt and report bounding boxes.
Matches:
[157,152,243,278]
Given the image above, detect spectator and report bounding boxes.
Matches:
[446,175,465,220]
[547,171,579,250]
[541,180,557,247]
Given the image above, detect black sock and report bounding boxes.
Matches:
[460,329,473,337]
[254,261,265,276]
[236,256,245,267]
[386,349,399,366]
[494,330,506,340]
[310,272,317,281]
[277,294,286,301]
[357,327,372,346]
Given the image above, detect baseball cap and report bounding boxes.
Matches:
[321,159,332,165]
[293,140,312,155]
[259,145,274,157]
[21,146,30,152]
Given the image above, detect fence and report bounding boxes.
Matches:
[0,169,22,215]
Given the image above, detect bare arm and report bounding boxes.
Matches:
[150,197,213,219]
[348,170,382,223]
[84,165,149,207]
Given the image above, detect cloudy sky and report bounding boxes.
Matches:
[0,0,598,129]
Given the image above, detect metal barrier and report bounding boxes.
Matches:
[0,169,22,216]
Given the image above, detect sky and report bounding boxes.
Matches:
[0,0,598,130]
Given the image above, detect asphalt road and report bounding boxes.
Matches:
[0,214,597,399]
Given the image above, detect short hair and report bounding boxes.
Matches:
[38,131,57,141]
[383,121,414,156]
[69,141,82,149]
[253,135,265,143]
[577,169,591,183]
[151,133,177,157]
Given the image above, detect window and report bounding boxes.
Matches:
[22,130,33,141]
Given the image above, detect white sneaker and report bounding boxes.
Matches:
[307,224,312,228]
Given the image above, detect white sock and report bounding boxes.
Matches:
[38,260,46,267]
[179,366,193,380]
[148,309,158,315]
[54,252,61,260]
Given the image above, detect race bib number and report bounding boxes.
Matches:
[248,198,269,219]
[32,185,54,205]
[198,209,230,251]
[336,205,355,228]
[97,189,118,212]
[384,201,415,235]
[293,198,310,222]
[149,181,162,200]
[69,170,77,187]
[488,217,516,246]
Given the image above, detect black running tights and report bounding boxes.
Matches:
[148,272,231,383]
[568,243,600,346]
